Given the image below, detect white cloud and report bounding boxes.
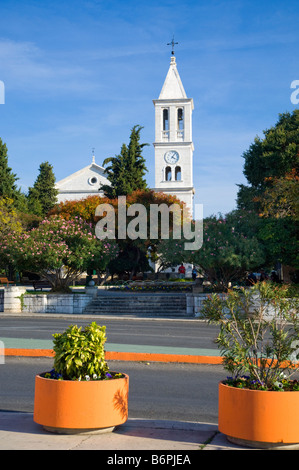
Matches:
[0,38,97,96]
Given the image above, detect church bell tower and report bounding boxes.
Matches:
[153,46,195,216]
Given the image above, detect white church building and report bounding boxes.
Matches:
[56,51,195,216]
[55,155,109,203]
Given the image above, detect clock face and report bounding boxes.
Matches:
[164,150,179,164]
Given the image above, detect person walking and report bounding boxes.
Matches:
[178,263,186,279]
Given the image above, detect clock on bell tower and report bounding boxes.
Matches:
[153,50,195,217]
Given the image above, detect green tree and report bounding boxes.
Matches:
[0,197,23,237]
[27,161,58,216]
[0,138,21,201]
[158,212,266,290]
[237,110,299,212]
[259,169,299,220]
[0,197,23,276]
[257,168,299,273]
[192,214,265,289]
[102,125,148,198]
[258,218,298,271]
[236,111,299,275]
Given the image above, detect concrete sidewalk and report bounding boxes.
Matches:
[0,411,252,450]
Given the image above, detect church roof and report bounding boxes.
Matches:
[55,157,110,203]
[159,56,187,100]
[56,160,107,187]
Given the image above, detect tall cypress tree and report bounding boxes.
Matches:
[102,125,148,198]
[0,138,19,199]
[27,161,58,216]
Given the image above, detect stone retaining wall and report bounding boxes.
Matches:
[21,293,94,314]
[3,286,295,318]
[187,293,226,317]
[3,286,27,313]
[1,287,220,316]
[2,286,95,314]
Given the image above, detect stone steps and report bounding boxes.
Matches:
[83,292,188,316]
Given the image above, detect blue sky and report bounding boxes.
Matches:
[0,0,298,217]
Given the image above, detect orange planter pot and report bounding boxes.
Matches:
[34,373,129,434]
[218,382,299,449]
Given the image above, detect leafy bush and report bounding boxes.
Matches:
[52,322,112,381]
[201,282,299,390]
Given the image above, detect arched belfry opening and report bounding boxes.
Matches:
[165,166,172,181]
[175,166,181,181]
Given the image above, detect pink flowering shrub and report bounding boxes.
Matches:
[0,216,118,291]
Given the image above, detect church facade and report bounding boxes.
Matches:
[55,156,109,203]
[56,53,195,215]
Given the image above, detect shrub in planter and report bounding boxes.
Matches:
[52,322,110,380]
[34,322,129,434]
[201,282,299,448]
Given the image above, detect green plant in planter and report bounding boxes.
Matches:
[51,322,113,381]
[200,282,299,391]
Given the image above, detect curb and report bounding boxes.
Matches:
[5,348,223,364]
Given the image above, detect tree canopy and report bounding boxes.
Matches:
[0,138,24,207]
[50,189,188,278]
[101,125,148,198]
[236,110,299,274]
[158,211,266,289]
[0,197,23,238]
[237,110,299,212]
[27,161,58,216]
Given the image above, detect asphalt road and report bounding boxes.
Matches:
[0,357,225,424]
[0,316,223,424]
[0,315,219,351]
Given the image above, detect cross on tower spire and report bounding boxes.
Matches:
[167,36,178,55]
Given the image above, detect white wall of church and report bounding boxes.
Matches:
[56,162,110,204]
